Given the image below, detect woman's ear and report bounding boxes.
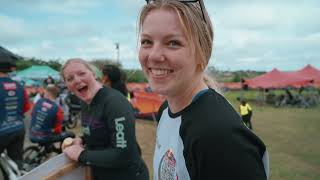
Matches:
[196,63,205,72]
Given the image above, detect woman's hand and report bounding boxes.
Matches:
[63,144,84,161]
[62,137,83,150]
[72,137,83,146]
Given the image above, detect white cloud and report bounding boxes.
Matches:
[1,0,319,71]
[11,41,58,59]
[14,0,102,15]
[0,15,30,43]
[302,32,320,45]
[114,0,145,14]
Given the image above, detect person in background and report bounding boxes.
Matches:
[101,64,129,97]
[61,58,149,180]
[138,0,269,179]
[239,99,253,130]
[0,47,31,169]
[29,85,74,147]
[43,75,55,87]
[33,87,45,104]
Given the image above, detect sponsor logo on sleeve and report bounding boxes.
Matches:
[115,117,127,148]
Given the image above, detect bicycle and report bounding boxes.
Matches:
[0,151,24,180]
[23,132,75,172]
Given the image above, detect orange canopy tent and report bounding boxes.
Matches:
[130,91,165,118]
[127,83,165,119]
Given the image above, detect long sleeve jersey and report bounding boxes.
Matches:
[78,86,147,180]
[153,88,269,180]
[29,98,64,143]
[0,77,31,135]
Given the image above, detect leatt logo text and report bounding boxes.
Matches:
[115,117,127,148]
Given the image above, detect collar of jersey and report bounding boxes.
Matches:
[86,87,104,106]
[167,88,210,118]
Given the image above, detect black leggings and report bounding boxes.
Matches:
[0,129,25,169]
[242,114,252,130]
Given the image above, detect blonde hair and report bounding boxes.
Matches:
[203,74,221,94]
[60,58,95,81]
[138,0,214,70]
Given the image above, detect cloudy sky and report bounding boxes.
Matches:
[1,0,319,71]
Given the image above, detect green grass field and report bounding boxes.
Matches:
[224,91,320,180]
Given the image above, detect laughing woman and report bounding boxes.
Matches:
[61,58,149,180]
[138,0,269,179]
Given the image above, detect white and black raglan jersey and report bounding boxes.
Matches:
[154,89,269,180]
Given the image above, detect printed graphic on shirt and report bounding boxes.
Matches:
[8,90,15,96]
[3,82,17,90]
[115,117,127,148]
[82,113,105,129]
[2,83,19,126]
[32,101,55,131]
[158,148,177,180]
[42,101,53,109]
[154,108,191,180]
[0,79,26,134]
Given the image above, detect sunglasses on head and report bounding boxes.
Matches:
[145,0,206,23]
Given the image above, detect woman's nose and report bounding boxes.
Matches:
[73,75,81,84]
[148,44,165,62]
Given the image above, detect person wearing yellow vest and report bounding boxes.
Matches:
[239,100,253,130]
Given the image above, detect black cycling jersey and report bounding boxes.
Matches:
[154,88,269,180]
[78,86,148,180]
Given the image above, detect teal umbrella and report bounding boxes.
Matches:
[15,65,60,80]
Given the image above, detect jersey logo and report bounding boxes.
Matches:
[42,102,53,109]
[8,90,16,96]
[3,83,17,90]
[159,148,178,180]
[41,107,48,112]
[115,117,127,148]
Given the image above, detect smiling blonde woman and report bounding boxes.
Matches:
[61,58,149,180]
[138,0,269,179]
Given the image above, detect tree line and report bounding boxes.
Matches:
[16,57,148,83]
[16,58,264,83]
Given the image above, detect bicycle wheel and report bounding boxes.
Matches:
[23,146,46,171]
[0,163,6,180]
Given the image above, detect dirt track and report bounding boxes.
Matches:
[135,119,157,178]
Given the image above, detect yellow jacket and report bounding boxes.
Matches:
[239,103,252,116]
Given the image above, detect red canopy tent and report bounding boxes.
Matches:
[220,82,242,90]
[286,65,320,87]
[244,68,313,89]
